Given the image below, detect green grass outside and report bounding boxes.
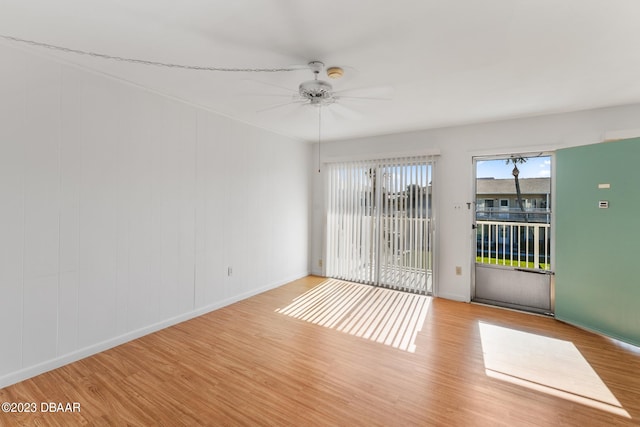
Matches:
[476,256,549,270]
[393,251,549,271]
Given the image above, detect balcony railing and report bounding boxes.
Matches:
[476,208,550,223]
[476,220,551,270]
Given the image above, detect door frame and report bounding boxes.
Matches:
[471,151,556,313]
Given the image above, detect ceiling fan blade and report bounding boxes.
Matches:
[257,101,296,113]
[334,85,394,99]
[327,103,363,120]
[243,93,297,98]
[257,99,307,113]
[337,95,392,101]
[243,78,297,95]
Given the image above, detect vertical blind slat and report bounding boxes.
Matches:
[326,156,433,294]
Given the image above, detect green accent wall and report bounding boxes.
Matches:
[556,138,640,346]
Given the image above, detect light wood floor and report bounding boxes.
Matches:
[1,276,640,426]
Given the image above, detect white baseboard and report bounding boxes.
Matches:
[0,272,310,389]
[554,316,640,351]
[436,292,470,302]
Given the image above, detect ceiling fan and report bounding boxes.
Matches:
[255,60,391,118]
[297,60,340,106]
[251,60,392,172]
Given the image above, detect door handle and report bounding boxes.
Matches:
[515,268,555,275]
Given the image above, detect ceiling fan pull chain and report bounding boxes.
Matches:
[318,106,322,173]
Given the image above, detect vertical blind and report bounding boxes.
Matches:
[326,156,434,294]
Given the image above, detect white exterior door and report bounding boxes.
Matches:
[473,154,554,314]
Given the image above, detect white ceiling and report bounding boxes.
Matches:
[3,0,640,142]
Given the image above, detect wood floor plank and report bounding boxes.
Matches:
[1,276,639,426]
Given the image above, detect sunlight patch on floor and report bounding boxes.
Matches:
[479,322,630,419]
[276,279,430,352]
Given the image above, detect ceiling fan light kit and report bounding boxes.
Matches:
[326,66,344,79]
[298,61,340,106]
[298,79,334,105]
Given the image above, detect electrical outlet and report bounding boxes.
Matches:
[455,266,462,276]
[318,259,323,268]
[228,267,233,276]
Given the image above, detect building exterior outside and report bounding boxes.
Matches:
[476,177,550,223]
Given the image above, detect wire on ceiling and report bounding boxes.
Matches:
[0,34,307,73]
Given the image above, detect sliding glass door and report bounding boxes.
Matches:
[326,156,434,294]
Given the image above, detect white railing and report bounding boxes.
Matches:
[476,208,550,223]
[476,220,551,270]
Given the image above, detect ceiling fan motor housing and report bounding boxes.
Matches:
[299,79,334,105]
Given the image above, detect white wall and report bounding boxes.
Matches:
[310,103,640,301]
[0,45,311,387]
